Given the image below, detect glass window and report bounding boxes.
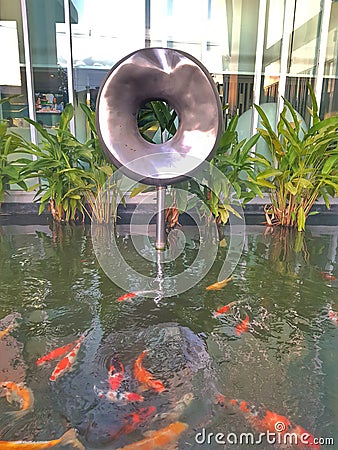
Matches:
[285,0,322,122]
[0,0,29,132]
[149,0,259,121]
[66,0,145,140]
[26,0,68,130]
[260,0,285,105]
[321,1,338,118]
[212,0,259,120]
[0,0,36,192]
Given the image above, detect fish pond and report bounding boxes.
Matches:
[0,221,337,449]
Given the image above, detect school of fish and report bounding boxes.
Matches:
[1,265,334,449]
[216,393,320,449]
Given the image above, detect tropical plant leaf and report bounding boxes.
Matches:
[219,208,229,224]
[59,103,74,130]
[282,97,301,135]
[322,155,338,175]
[307,82,319,124]
[250,176,276,189]
[257,169,283,179]
[285,181,298,196]
[306,116,338,135]
[80,103,97,134]
[130,184,150,198]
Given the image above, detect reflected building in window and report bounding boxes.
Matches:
[0,0,337,143]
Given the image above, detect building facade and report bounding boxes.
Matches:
[0,0,337,148]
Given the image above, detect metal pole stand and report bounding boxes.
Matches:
[155,185,166,251]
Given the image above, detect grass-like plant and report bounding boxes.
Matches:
[79,104,122,224]
[254,84,338,231]
[18,104,115,223]
[179,111,264,227]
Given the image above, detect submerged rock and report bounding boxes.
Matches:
[52,322,217,448]
[0,313,25,384]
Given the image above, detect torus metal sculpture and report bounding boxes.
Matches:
[96,47,222,250]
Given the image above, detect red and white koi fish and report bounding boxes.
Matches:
[134,350,165,393]
[235,314,250,335]
[0,428,84,449]
[36,337,82,366]
[116,422,188,450]
[94,386,144,403]
[49,338,83,382]
[206,275,233,291]
[328,307,338,324]
[213,301,238,317]
[320,272,336,281]
[109,355,125,391]
[216,394,319,449]
[2,381,34,417]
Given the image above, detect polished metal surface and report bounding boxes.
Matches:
[96,47,223,185]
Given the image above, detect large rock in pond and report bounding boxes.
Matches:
[52,322,218,448]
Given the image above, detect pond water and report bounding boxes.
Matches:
[0,222,337,449]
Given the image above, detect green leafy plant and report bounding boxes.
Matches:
[213,114,263,204]
[0,96,27,205]
[254,83,338,231]
[79,104,121,224]
[137,100,177,143]
[177,111,264,227]
[18,104,104,222]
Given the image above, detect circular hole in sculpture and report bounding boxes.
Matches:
[137,100,179,143]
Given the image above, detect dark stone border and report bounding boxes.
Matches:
[1,201,337,226]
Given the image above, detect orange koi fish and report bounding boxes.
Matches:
[119,406,157,435]
[2,382,34,416]
[213,301,238,317]
[134,350,165,393]
[206,275,233,291]
[0,318,19,339]
[0,428,84,449]
[320,272,336,281]
[235,314,250,335]
[116,421,188,450]
[109,355,125,391]
[49,339,83,382]
[118,292,137,302]
[216,394,319,449]
[0,313,20,339]
[94,386,144,403]
[36,338,81,366]
[0,324,14,339]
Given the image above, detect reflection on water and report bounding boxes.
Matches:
[0,224,337,449]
